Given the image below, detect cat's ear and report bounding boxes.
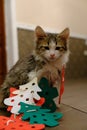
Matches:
[59,28,70,40]
[35,26,47,39]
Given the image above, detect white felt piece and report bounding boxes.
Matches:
[4,91,35,114]
[32,92,41,100]
[4,77,42,114]
[19,77,41,91]
[13,77,41,95]
[13,90,24,94]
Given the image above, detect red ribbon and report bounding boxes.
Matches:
[59,66,65,104]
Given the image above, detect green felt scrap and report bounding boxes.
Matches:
[38,77,58,112]
[19,102,63,127]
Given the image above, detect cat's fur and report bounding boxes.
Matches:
[0,26,70,109]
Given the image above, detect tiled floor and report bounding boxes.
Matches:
[0,78,87,130]
[46,104,87,130]
[62,78,87,113]
[46,78,87,130]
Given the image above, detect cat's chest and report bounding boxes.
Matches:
[46,59,63,71]
[28,63,59,81]
[28,59,63,81]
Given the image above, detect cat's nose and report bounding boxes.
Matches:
[50,54,55,58]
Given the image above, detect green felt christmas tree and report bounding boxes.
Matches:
[38,77,59,112]
[19,102,63,127]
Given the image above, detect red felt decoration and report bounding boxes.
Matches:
[34,97,45,106]
[0,114,45,130]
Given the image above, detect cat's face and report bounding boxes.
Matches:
[35,26,70,61]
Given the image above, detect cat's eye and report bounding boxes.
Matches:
[38,37,44,40]
[44,46,49,50]
[55,47,61,50]
[25,88,28,90]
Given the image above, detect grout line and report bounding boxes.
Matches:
[62,103,87,114]
[62,108,73,113]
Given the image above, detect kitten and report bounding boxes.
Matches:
[0,26,70,109]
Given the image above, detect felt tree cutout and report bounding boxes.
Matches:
[7,88,45,113]
[38,77,59,112]
[19,102,63,127]
[4,77,42,114]
[7,88,18,112]
[0,114,45,130]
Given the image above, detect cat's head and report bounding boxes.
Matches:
[35,26,70,61]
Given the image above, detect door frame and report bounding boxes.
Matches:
[4,0,19,71]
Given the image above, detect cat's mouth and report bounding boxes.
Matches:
[48,56,57,61]
[50,57,56,60]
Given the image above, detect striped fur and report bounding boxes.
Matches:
[0,26,70,108]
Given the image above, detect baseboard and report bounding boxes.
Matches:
[17,23,87,40]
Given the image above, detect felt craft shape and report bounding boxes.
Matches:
[13,77,41,97]
[0,114,45,130]
[7,88,17,112]
[7,88,45,112]
[38,77,59,112]
[4,77,42,114]
[19,102,63,127]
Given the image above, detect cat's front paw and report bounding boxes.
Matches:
[50,72,60,85]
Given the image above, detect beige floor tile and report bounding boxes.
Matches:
[46,104,87,130]
[62,78,87,112]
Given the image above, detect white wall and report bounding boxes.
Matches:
[4,0,19,70]
[16,0,87,38]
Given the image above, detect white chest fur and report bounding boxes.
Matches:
[28,51,69,82]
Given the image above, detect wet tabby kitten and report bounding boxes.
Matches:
[0,26,70,109]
